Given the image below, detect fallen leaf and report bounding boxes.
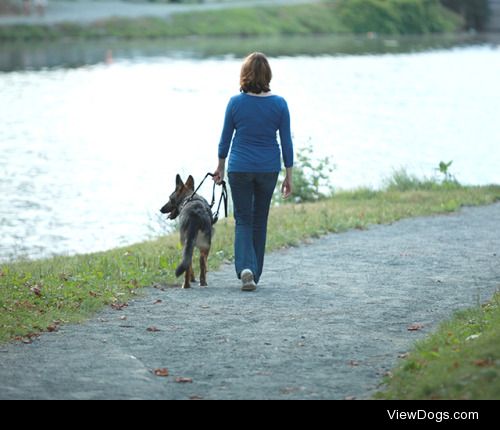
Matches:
[17,332,40,344]
[111,303,128,310]
[119,315,127,321]
[147,326,161,332]
[348,360,360,367]
[407,323,424,331]
[153,299,162,305]
[473,359,494,367]
[153,368,169,377]
[398,352,409,359]
[46,323,59,333]
[280,387,298,395]
[30,285,42,297]
[189,395,204,400]
[175,377,193,383]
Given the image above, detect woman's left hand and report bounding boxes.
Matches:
[281,175,293,199]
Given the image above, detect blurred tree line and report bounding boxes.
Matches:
[0,0,17,14]
[0,0,204,10]
[336,0,491,33]
[135,0,493,32]
[0,0,492,31]
[439,0,491,30]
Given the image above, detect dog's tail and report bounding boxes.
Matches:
[175,221,199,278]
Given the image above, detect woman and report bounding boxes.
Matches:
[213,52,294,292]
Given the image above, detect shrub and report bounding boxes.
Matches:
[336,0,463,35]
[274,144,335,204]
[439,0,491,31]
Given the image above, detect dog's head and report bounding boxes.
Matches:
[160,174,195,220]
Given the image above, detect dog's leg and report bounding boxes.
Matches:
[199,248,209,287]
[182,265,192,289]
[189,265,196,282]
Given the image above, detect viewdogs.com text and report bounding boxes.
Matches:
[387,409,479,422]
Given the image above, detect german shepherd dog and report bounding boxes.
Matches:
[160,174,213,289]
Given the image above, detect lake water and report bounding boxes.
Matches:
[1,36,499,262]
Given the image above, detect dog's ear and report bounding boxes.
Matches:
[186,175,195,191]
[175,174,184,189]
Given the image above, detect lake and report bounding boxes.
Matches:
[1,34,499,262]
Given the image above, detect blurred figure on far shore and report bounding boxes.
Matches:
[34,0,47,16]
[105,49,113,65]
[23,0,47,16]
[23,0,31,15]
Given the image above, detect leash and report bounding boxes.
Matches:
[189,172,228,225]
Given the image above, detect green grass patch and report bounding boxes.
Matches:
[0,0,463,42]
[0,3,347,42]
[375,293,500,399]
[1,183,499,344]
[383,166,461,192]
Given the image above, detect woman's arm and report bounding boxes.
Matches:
[278,99,294,170]
[279,99,294,199]
[215,98,234,184]
[218,99,235,162]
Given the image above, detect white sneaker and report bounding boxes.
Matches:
[241,269,257,291]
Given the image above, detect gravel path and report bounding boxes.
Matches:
[1,203,499,400]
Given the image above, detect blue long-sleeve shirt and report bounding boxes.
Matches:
[218,93,294,173]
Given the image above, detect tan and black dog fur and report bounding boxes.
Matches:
[160,174,213,289]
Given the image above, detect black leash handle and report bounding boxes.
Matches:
[212,179,228,225]
[191,172,228,225]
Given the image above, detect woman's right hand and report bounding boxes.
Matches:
[213,159,226,185]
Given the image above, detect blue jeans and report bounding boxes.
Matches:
[228,172,279,284]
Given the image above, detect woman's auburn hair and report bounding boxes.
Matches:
[240,52,272,94]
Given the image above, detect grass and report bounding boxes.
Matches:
[383,167,461,192]
[0,3,347,41]
[0,0,463,42]
[1,182,499,344]
[375,293,500,399]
